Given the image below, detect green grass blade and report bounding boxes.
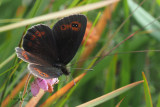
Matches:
[156,0,160,6]
[69,0,80,8]
[142,72,153,107]
[27,0,43,18]
[55,82,79,107]
[78,12,101,59]
[157,94,160,107]
[128,0,160,41]
[77,80,143,107]
[104,55,117,106]
[123,0,130,33]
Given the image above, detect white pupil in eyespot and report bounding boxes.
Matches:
[72,24,78,27]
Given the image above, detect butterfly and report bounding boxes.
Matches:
[15,14,87,79]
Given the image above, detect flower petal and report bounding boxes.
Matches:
[46,78,59,85]
[31,81,40,96]
[47,83,53,93]
[36,78,48,91]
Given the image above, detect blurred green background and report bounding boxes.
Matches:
[0,0,160,107]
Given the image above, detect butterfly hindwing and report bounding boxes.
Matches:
[52,14,87,65]
[28,64,63,79]
[23,24,59,65]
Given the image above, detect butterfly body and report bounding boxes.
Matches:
[52,64,69,75]
[15,14,87,79]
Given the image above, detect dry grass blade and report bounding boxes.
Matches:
[1,74,29,107]
[115,97,125,107]
[0,53,16,70]
[76,80,144,107]
[0,0,119,33]
[25,89,45,107]
[20,74,32,107]
[78,2,118,67]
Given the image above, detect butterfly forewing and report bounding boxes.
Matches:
[15,47,50,66]
[23,24,59,66]
[52,14,87,65]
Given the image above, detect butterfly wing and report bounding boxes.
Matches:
[15,47,50,66]
[28,64,63,79]
[15,47,62,78]
[23,24,59,66]
[52,14,87,65]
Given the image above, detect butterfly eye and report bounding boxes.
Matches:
[35,31,45,37]
[70,21,81,31]
[72,23,78,28]
[62,25,65,29]
[35,31,39,35]
[61,25,67,30]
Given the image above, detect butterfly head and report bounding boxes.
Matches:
[54,64,70,75]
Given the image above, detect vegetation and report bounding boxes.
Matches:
[0,0,160,106]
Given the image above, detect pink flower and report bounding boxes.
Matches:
[31,78,59,96]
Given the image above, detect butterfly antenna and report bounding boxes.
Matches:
[71,68,93,71]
